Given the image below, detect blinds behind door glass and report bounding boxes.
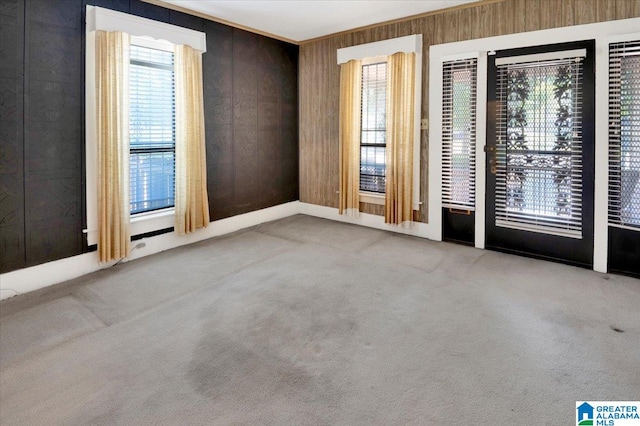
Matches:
[495,53,585,238]
[360,62,387,193]
[129,44,176,215]
[608,40,640,229]
[442,58,477,210]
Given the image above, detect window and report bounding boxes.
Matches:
[360,61,387,193]
[494,51,586,237]
[85,5,207,246]
[441,58,477,210]
[129,42,176,215]
[337,35,422,212]
[609,39,640,228]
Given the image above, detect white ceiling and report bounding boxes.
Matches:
[159,0,480,43]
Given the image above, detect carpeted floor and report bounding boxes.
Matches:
[1,215,639,425]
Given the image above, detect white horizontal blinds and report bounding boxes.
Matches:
[608,40,640,229]
[360,62,387,193]
[495,52,585,238]
[129,44,176,214]
[442,58,477,210]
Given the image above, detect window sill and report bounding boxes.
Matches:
[130,208,175,238]
[131,208,174,222]
[360,192,385,205]
[359,191,422,211]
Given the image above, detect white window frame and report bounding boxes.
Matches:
[84,6,206,246]
[128,37,175,219]
[428,17,640,273]
[359,55,388,202]
[337,35,423,211]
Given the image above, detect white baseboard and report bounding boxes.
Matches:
[4,198,617,302]
[0,252,104,301]
[0,201,444,301]
[298,202,440,240]
[0,201,300,301]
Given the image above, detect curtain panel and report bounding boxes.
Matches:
[174,45,210,234]
[385,52,416,225]
[96,30,131,262]
[339,59,362,216]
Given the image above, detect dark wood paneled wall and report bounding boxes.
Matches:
[1,0,84,271]
[1,0,26,271]
[0,0,299,274]
[298,0,640,221]
[203,21,299,219]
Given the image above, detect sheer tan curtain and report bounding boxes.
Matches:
[385,52,416,225]
[174,44,210,235]
[96,30,131,262]
[339,59,362,216]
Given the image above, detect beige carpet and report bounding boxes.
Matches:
[1,215,639,425]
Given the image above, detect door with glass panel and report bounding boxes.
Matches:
[441,58,477,245]
[608,39,640,277]
[485,41,595,267]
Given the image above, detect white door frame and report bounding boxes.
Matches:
[427,17,640,273]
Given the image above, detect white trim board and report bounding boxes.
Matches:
[337,34,422,65]
[86,5,207,52]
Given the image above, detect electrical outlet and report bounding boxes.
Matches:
[420,119,428,130]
